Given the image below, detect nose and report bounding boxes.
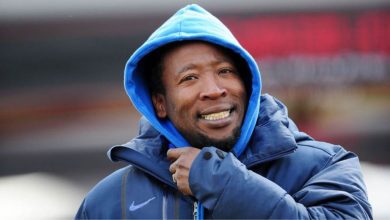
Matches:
[199,77,227,100]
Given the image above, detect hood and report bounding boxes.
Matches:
[124,4,262,156]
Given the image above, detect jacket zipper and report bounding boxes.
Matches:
[193,202,198,220]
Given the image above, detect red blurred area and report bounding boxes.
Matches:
[223,10,390,57]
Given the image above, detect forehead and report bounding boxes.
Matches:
[162,41,234,66]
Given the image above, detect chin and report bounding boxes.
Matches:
[183,126,241,152]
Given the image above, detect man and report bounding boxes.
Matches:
[76,4,372,219]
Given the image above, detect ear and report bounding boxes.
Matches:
[152,94,167,118]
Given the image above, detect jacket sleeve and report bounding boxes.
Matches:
[75,199,88,219]
[188,146,372,219]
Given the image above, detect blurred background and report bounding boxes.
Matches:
[1,0,389,219]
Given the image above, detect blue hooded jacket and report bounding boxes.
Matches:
[76,4,372,219]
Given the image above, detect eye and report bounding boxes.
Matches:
[219,68,236,75]
[179,74,198,84]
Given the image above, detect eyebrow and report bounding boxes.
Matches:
[176,57,233,75]
[177,64,196,75]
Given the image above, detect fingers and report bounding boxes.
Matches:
[176,171,193,195]
[172,166,192,195]
[168,148,189,186]
[167,147,200,196]
[169,160,178,173]
[172,173,177,183]
[167,147,200,173]
[167,147,189,161]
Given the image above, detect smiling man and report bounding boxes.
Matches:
[150,41,247,152]
[76,4,372,219]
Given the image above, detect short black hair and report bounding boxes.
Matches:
[140,41,251,97]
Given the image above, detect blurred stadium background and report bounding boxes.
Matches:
[0,0,389,219]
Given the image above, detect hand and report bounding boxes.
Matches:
[167,147,201,196]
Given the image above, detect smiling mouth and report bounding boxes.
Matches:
[200,109,232,121]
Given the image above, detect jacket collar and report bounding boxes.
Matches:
[239,94,303,167]
[108,117,177,188]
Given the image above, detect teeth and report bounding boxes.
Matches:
[201,110,230,121]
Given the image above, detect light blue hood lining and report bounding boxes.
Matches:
[124,4,262,157]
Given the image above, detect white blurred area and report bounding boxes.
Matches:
[0,162,388,219]
[0,173,85,219]
[361,163,390,219]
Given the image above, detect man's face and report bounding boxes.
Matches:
[152,42,247,150]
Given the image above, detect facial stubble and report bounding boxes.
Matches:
[179,125,241,152]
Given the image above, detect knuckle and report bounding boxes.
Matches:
[176,170,183,178]
[177,158,185,168]
[169,164,176,172]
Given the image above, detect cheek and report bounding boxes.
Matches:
[231,80,247,100]
[165,90,195,117]
[230,80,248,113]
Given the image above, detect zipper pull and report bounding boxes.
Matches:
[193,202,198,220]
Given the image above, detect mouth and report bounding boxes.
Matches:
[200,109,233,121]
